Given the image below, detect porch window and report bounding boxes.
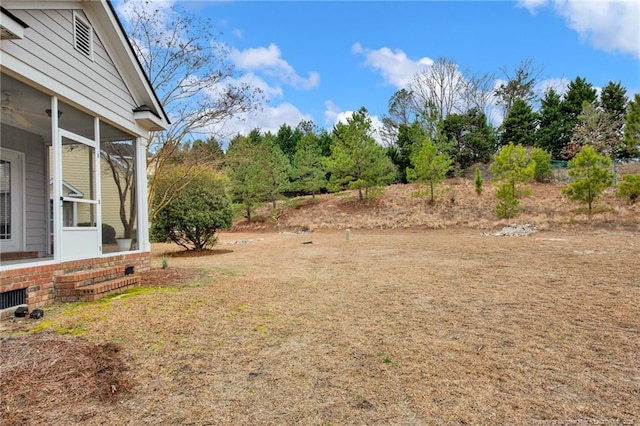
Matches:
[61,138,97,227]
[100,121,138,253]
[0,159,10,239]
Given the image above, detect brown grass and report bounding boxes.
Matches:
[1,177,639,425]
[235,178,639,233]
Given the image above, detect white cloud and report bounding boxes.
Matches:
[323,101,385,145]
[536,77,571,97]
[352,43,433,89]
[518,0,549,14]
[519,0,640,58]
[323,100,348,128]
[210,102,313,146]
[116,0,179,36]
[229,44,320,90]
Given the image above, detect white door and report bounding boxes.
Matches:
[59,130,101,261]
[0,148,24,253]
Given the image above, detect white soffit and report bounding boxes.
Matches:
[0,8,27,40]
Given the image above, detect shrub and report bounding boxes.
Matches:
[530,147,554,182]
[617,174,640,204]
[474,167,483,195]
[151,168,233,251]
[563,146,613,219]
[495,183,520,219]
[102,224,117,244]
[490,143,535,218]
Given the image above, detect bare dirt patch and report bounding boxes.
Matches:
[2,228,639,425]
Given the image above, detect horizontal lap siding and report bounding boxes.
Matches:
[0,125,48,255]
[4,9,137,127]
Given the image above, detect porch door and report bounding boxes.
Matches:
[0,148,24,253]
[59,129,101,261]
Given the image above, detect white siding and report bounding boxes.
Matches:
[2,9,138,129]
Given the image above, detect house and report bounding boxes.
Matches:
[0,0,169,317]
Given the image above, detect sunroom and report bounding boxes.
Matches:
[1,72,147,265]
[0,1,168,314]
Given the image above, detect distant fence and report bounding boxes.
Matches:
[551,160,569,182]
[551,158,639,183]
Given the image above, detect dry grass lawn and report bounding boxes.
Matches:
[2,177,640,425]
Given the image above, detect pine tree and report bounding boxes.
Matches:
[622,94,640,158]
[500,98,537,147]
[563,146,613,219]
[535,88,565,159]
[490,142,535,218]
[323,108,397,201]
[290,133,326,197]
[226,132,273,222]
[406,138,452,204]
[262,134,291,209]
[559,76,598,158]
[600,81,628,120]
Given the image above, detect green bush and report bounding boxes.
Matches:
[495,183,520,219]
[563,146,613,219]
[617,174,640,204]
[530,147,553,182]
[151,168,233,251]
[490,143,535,218]
[474,167,483,195]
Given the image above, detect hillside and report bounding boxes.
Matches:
[233,164,640,233]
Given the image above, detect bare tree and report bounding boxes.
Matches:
[101,141,136,239]
[462,70,496,119]
[494,58,542,117]
[409,57,467,122]
[380,89,416,147]
[118,0,263,220]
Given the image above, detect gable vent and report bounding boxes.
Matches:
[73,12,93,59]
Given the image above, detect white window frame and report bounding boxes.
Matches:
[0,147,25,253]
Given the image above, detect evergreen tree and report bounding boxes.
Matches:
[323,108,397,201]
[474,167,484,195]
[191,137,225,169]
[622,94,640,158]
[530,147,554,183]
[559,76,597,158]
[535,88,565,159]
[392,121,430,183]
[490,142,535,218]
[617,174,640,204]
[406,138,452,205]
[500,98,537,147]
[441,108,495,171]
[274,124,303,161]
[562,76,598,120]
[316,129,333,158]
[262,133,291,209]
[563,146,613,219]
[290,132,326,197]
[600,81,627,120]
[226,133,271,222]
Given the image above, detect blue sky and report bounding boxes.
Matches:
[115,1,640,141]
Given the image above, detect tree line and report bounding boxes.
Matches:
[123,1,639,250]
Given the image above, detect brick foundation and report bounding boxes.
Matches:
[0,252,150,318]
